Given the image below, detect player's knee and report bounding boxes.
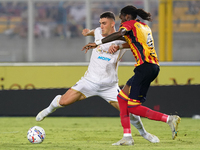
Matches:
[58,95,66,106]
[59,89,84,106]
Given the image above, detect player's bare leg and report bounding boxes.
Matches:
[110,101,159,143]
[36,89,85,122]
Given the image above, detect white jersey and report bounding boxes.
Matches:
[83,27,126,85]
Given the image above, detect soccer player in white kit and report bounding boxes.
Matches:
[36,11,159,143]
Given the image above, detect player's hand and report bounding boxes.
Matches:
[82,43,97,53]
[108,44,119,54]
[82,29,90,36]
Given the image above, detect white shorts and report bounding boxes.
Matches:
[71,77,120,103]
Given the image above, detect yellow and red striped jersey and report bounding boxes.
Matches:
[119,20,159,66]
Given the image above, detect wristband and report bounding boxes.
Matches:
[95,39,102,45]
[119,44,123,50]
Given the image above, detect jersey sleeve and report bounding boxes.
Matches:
[94,27,102,40]
[119,20,136,32]
[115,40,126,46]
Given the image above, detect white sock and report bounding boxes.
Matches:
[123,133,132,137]
[166,116,170,123]
[46,95,63,113]
[130,113,147,135]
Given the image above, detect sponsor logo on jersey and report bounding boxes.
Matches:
[97,56,111,61]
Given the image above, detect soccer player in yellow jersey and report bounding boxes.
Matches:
[82,5,181,146]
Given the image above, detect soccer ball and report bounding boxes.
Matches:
[27,126,45,144]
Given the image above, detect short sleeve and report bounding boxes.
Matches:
[94,27,102,41]
[119,20,135,31]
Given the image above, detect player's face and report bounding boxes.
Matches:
[119,13,127,23]
[99,18,115,37]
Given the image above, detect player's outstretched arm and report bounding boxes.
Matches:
[82,29,125,52]
[122,43,130,49]
[82,29,94,36]
[101,30,123,44]
[108,43,130,54]
[81,43,97,53]
[108,44,120,54]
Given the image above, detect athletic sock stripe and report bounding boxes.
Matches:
[118,90,129,99]
[118,94,128,101]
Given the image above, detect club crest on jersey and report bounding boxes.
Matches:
[96,46,103,54]
[96,46,109,54]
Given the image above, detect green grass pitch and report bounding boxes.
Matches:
[0,117,200,150]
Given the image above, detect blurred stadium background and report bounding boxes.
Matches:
[0,0,200,117]
[0,0,199,62]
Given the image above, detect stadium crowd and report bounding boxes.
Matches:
[0,1,151,39]
[0,1,199,39]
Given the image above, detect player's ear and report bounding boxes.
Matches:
[126,14,132,21]
[125,14,128,20]
[111,20,115,28]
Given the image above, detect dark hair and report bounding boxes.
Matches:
[120,5,152,21]
[100,11,115,21]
